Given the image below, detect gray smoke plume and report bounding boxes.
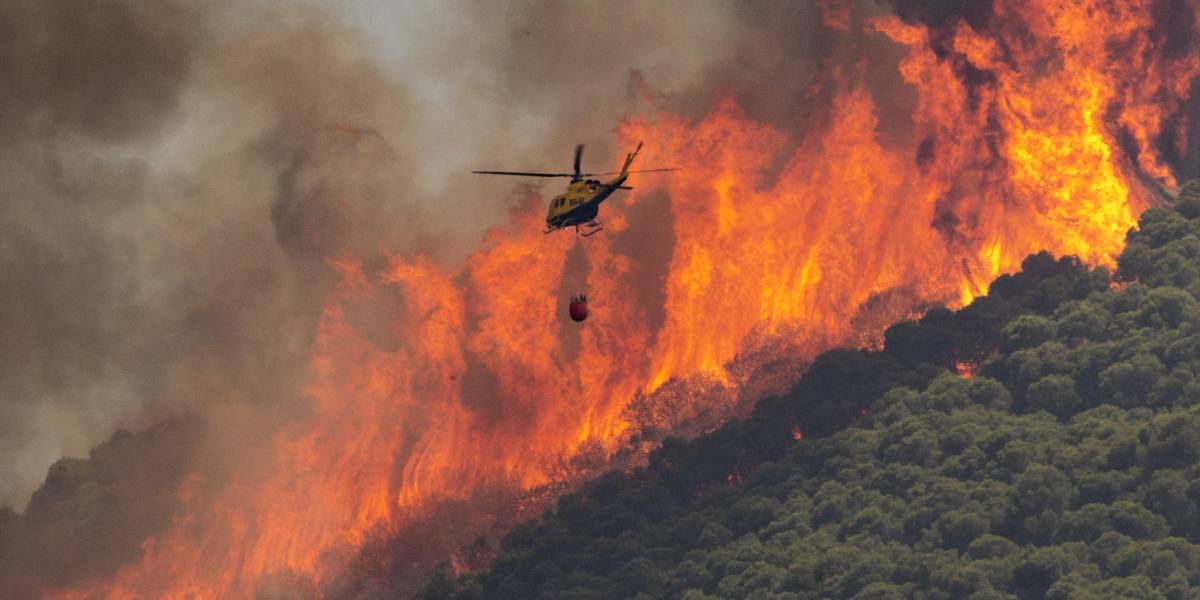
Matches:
[0,0,429,513]
[0,0,792,514]
[0,0,206,509]
[0,3,793,591]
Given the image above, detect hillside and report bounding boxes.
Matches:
[421,182,1200,600]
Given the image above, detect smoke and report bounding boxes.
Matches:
[0,0,453,589]
[0,0,428,512]
[889,0,994,29]
[1,0,855,512]
[0,0,204,510]
[0,0,825,588]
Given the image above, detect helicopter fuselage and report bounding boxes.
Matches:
[544,175,628,231]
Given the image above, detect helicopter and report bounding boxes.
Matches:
[473,141,676,237]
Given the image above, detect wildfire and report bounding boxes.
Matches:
[47,1,1198,597]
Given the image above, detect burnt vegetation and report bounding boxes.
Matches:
[421,182,1200,600]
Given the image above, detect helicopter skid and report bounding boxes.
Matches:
[577,221,603,237]
[543,220,603,237]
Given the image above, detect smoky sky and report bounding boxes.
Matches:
[0,0,854,513]
[0,0,420,510]
[0,0,205,508]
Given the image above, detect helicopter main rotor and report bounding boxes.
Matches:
[472,144,678,180]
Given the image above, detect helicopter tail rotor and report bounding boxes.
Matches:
[620,141,644,177]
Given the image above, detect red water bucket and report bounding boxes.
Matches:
[569,295,589,322]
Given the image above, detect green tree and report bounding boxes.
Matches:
[1026,374,1082,418]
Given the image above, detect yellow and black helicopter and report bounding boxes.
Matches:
[473,141,676,237]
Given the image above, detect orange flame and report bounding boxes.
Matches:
[48,1,1199,597]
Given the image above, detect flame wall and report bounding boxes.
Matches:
[31,0,1200,597]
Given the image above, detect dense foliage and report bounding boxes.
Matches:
[422,183,1200,600]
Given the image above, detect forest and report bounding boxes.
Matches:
[421,182,1200,600]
